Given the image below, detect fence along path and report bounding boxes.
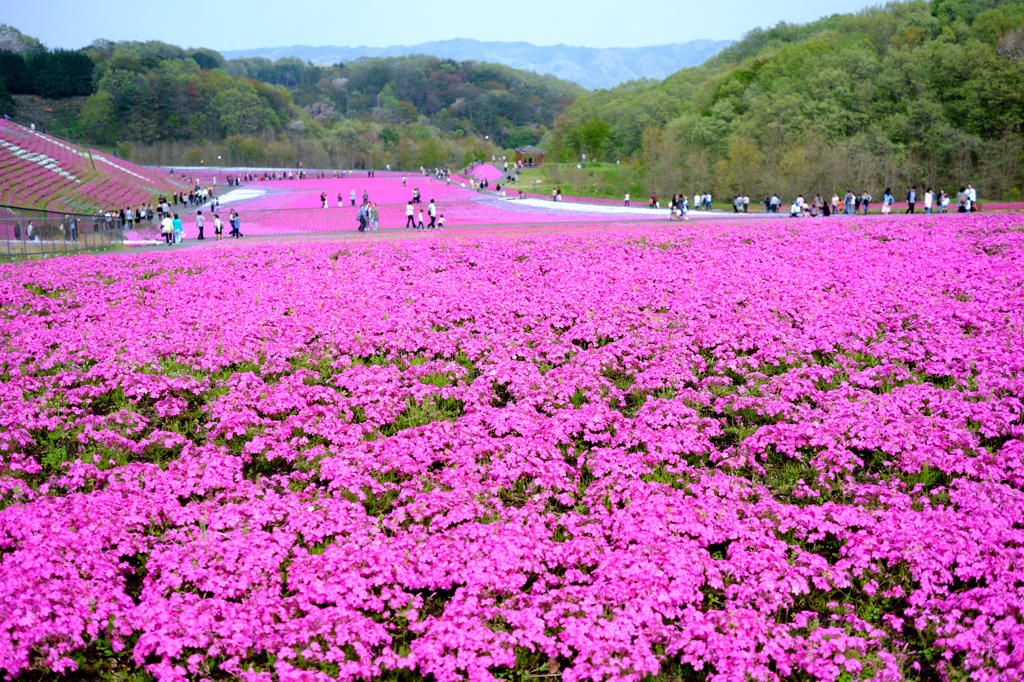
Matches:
[0,203,126,257]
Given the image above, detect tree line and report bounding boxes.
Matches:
[0,44,93,99]
[551,0,1024,202]
[0,28,583,170]
[227,54,584,147]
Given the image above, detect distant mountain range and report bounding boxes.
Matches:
[221,39,733,90]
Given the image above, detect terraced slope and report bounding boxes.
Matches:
[0,120,183,212]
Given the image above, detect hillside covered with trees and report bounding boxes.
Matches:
[0,24,583,170]
[551,0,1024,202]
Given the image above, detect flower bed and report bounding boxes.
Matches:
[1,214,1023,682]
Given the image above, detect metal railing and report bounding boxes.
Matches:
[0,204,126,258]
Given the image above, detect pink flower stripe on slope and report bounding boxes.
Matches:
[1,214,1024,682]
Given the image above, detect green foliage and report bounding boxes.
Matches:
[554,0,1024,201]
[504,126,540,148]
[0,46,93,97]
[579,118,611,160]
[0,78,15,116]
[80,91,118,145]
[227,53,583,145]
[3,28,582,168]
[189,48,224,70]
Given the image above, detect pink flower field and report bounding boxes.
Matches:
[225,180,476,211]
[1,214,1023,682]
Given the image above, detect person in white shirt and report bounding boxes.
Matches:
[624,192,630,207]
[924,188,934,214]
[214,214,223,241]
[196,211,205,240]
[405,202,415,229]
[966,184,977,212]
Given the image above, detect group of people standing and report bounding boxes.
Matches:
[159,210,239,244]
[357,202,379,231]
[404,199,443,230]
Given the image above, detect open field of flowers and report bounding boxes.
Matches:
[1,214,1023,682]
[219,181,476,212]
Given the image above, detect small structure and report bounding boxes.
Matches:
[515,145,545,169]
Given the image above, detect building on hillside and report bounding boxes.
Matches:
[515,145,545,169]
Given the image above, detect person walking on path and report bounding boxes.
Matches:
[860,191,872,215]
[405,202,415,228]
[417,209,425,229]
[924,188,934,214]
[337,193,343,207]
[967,184,978,211]
[370,203,379,231]
[161,214,174,244]
[428,200,437,228]
[214,214,223,241]
[350,189,356,206]
[172,213,183,244]
[882,189,894,214]
[357,203,369,232]
[196,211,205,240]
[624,192,630,207]
[906,186,917,214]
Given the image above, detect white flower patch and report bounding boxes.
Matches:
[0,138,80,182]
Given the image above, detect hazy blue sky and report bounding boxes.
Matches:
[6,0,878,51]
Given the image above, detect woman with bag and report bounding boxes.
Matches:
[161,214,174,244]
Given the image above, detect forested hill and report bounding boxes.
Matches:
[225,54,585,144]
[551,0,1024,202]
[0,26,584,167]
